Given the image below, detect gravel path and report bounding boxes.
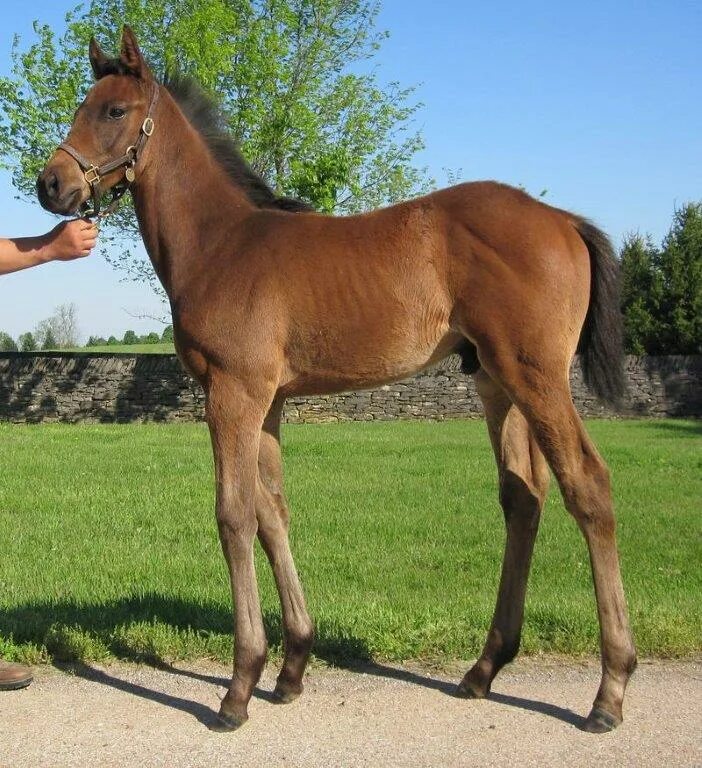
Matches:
[1,658,700,767]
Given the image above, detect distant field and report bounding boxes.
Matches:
[62,343,176,354]
[0,419,699,667]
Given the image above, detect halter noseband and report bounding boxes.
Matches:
[58,84,160,219]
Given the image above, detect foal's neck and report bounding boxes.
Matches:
[130,87,254,300]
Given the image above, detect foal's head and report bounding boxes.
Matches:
[37,26,157,216]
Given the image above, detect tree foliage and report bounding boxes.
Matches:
[40,326,58,350]
[0,0,431,291]
[620,234,660,355]
[18,332,38,351]
[0,332,18,351]
[620,203,702,354]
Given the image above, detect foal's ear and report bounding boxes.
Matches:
[88,36,109,80]
[119,24,149,79]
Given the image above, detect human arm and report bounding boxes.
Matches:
[0,219,98,276]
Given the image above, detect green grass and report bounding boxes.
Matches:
[61,343,176,354]
[0,420,699,667]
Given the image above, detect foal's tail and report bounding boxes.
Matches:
[572,217,626,405]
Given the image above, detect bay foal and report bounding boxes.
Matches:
[38,27,636,733]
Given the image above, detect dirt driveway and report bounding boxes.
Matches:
[1,658,700,767]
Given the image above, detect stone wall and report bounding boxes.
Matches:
[0,353,699,424]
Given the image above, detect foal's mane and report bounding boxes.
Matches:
[88,58,310,213]
[162,74,313,213]
[99,62,311,211]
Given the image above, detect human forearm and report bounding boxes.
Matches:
[0,219,98,276]
[0,235,53,275]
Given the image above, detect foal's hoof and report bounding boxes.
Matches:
[209,710,248,732]
[455,678,489,699]
[272,682,303,705]
[583,706,621,734]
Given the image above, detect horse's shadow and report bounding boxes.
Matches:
[3,593,584,730]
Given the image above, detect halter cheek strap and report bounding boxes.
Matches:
[58,84,159,219]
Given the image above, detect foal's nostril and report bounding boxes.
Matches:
[45,171,60,200]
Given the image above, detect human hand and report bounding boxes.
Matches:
[42,218,98,262]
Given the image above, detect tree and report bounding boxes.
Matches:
[18,331,38,351]
[161,324,174,342]
[620,234,660,355]
[107,336,119,345]
[619,203,702,354]
[656,203,702,354]
[53,303,80,347]
[86,335,108,346]
[0,1,431,293]
[123,330,138,345]
[35,303,80,348]
[40,327,58,350]
[0,332,18,351]
[142,331,161,344]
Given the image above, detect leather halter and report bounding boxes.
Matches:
[58,84,159,219]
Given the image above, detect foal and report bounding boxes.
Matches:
[38,27,636,734]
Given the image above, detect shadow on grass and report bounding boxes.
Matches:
[641,420,702,438]
[2,593,584,730]
[0,593,374,667]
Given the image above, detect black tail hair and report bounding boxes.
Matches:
[574,217,626,405]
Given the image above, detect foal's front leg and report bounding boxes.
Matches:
[206,377,272,731]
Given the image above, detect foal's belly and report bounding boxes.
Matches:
[279,329,462,397]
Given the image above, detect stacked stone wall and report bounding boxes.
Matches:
[0,353,699,424]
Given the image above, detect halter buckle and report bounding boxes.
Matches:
[84,165,100,185]
[142,117,155,136]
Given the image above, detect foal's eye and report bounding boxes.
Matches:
[108,106,126,120]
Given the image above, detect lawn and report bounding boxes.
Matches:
[0,419,699,667]
[62,343,176,354]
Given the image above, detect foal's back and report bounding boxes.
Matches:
[187,181,588,397]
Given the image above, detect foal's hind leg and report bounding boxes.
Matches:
[481,356,637,732]
[255,397,315,703]
[457,370,549,699]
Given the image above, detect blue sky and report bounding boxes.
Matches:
[1,1,700,340]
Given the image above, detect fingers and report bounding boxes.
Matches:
[76,219,99,235]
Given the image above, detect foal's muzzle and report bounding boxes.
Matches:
[37,164,87,215]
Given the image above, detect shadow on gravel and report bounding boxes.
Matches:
[331,661,585,729]
[488,692,584,728]
[4,593,583,730]
[54,661,221,729]
[56,659,584,731]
